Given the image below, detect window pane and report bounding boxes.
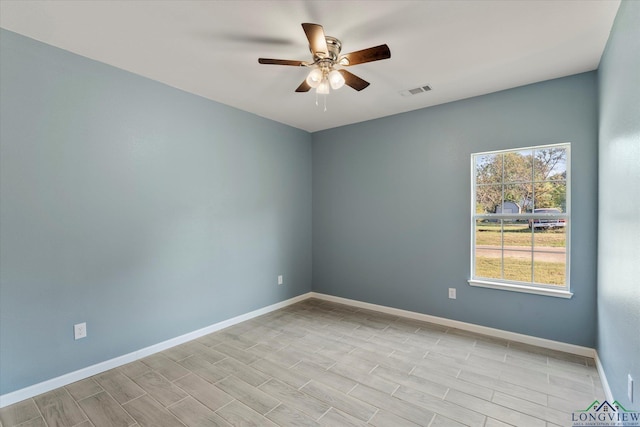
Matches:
[533,182,566,213]
[533,226,566,250]
[533,225,566,286]
[531,214,567,236]
[503,222,531,248]
[533,251,566,286]
[475,153,503,184]
[502,183,532,214]
[475,219,501,280]
[503,150,533,183]
[504,250,532,282]
[476,184,502,214]
[534,147,567,181]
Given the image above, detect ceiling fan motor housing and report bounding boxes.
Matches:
[313,36,342,63]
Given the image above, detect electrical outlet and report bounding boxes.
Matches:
[278,275,283,285]
[74,322,87,340]
[448,288,456,299]
[629,374,634,402]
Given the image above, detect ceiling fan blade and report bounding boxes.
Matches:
[339,44,391,66]
[258,58,306,66]
[338,70,370,91]
[295,80,312,92]
[302,23,328,58]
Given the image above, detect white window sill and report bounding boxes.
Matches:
[468,279,573,299]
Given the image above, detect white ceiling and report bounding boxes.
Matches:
[0,0,620,133]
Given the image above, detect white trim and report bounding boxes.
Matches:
[309,292,594,357]
[595,351,615,402]
[468,279,574,299]
[0,292,311,408]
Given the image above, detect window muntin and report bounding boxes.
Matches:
[470,144,570,297]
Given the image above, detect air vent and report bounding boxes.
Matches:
[399,85,432,97]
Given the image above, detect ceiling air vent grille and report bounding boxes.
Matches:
[400,85,432,97]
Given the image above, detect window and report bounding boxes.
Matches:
[469,143,571,298]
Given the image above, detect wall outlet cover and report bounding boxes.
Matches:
[278,275,283,285]
[74,322,87,340]
[448,288,456,299]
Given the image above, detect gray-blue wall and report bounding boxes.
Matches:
[597,0,640,408]
[312,72,599,347]
[0,29,312,395]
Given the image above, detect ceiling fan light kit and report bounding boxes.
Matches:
[258,23,390,107]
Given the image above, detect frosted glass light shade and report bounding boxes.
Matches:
[317,79,330,94]
[306,68,323,88]
[328,70,345,89]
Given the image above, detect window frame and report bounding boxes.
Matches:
[468,143,572,299]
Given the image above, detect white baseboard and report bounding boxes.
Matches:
[1,290,601,408]
[594,351,614,402]
[0,292,311,408]
[309,292,596,358]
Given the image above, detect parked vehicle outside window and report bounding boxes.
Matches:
[529,208,566,229]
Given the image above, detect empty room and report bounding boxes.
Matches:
[1,1,638,426]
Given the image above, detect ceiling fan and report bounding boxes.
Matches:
[258,23,391,94]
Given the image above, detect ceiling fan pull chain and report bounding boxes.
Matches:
[324,94,327,112]
[315,91,319,107]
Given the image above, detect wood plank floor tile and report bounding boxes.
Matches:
[212,343,259,365]
[78,391,135,427]
[329,361,399,395]
[9,417,47,427]
[445,388,545,427]
[122,395,184,427]
[33,388,87,427]
[177,354,230,384]
[118,361,152,380]
[292,360,357,393]
[65,378,103,401]
[317,408,369,427]
[399,353,461,378]
[131,371,188,407]
[492,391,569,426]
[301,380,377,422]
[368,409,424,427]
[214,357,270,387]
[428,414,468,427]
[215,400,279,427]
[259,379,330,420]
[484,418,514,427]
[173,373,233,412]
[93,370,146,405]
[457,368,548,405]
[216,375,279,415]
[163,341,211,362]
[392,385,486,427]
[265,403,321,427]
[250,358,311,389]
[140,353,190,382]
[215,331,258,350]
[196,333,223,348]
[263,348,303,368]
[0,398,41,427]
[409,365,493,400]
[371,364,448,399]
[348,383,434,426]
[167,397,231,427]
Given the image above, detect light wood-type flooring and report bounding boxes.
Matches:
[0,298,604,427]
